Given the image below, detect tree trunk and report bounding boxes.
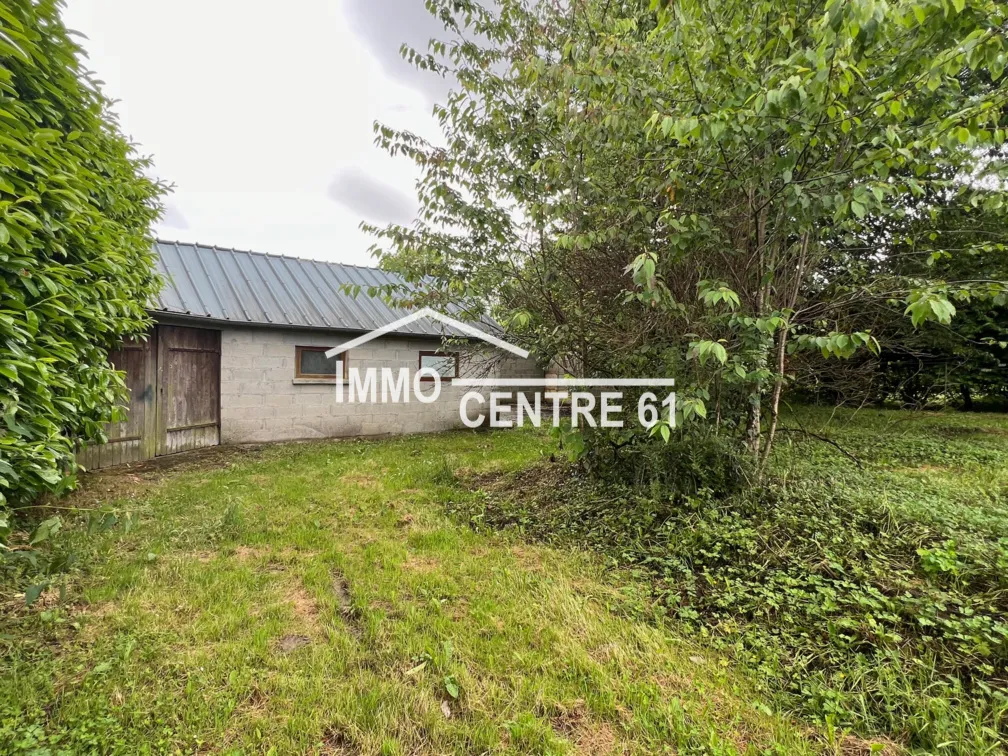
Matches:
[745,339,770,460]
[759,327,789,473]
[745,391,761,458]
[961,384,974,411]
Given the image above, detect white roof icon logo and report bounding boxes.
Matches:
[325,307,530,359]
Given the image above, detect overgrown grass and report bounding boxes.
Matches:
[447,408,1008,754]
[1,432,820,755]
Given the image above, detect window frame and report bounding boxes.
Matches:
[294,345,348,381]
[418,350,460,381]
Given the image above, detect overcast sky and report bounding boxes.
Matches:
[62,0,449,265]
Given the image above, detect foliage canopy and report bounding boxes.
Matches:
[370,0,1008,475]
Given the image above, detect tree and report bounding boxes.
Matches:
[368,0,1007,479]
[0,0,163,515]
[865,186,1008,408]
[797,143,1008,408]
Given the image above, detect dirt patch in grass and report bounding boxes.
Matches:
[461,462,568,496]
[552,700,619,754]
[330,569,362,635]
[191,546,300,569]
[74,444,268,498]
[240,685,269,715]
[332,571,352,610]
[339,473,380,488]
[402,554,440,573]
[105,443,267,475]
[320,727,358,755]
[230,545,270,562]
[0,585,77,625]
[275,634,311,653]
[49,472,159,513]
[890,464,952,475]
[368,598,402,619]
[837,734,902,755]
[573,724,619,755]
[286,582,321,628]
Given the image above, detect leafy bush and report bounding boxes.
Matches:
[558,425,753,497]
[0,0,162,515]
[450,409,1008,753]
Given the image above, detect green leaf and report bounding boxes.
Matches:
[29,516,61,545]
[444,675,460,699]
[25,583,47,606]
[0,29,31,64]
[710,342,728,365]
[929,296,957,323]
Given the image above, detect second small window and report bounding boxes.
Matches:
[419,350,459,380]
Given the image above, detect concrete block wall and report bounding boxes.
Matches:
[219,326,542,443]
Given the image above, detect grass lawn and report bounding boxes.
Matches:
[1,408,1006,754]
[1,431,816,755]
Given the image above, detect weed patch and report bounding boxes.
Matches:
[449,409,1008,754]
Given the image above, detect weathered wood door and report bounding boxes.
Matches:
[78,336,157,470]
[156,325,221,455]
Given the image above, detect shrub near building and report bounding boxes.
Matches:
[0,3,163,555]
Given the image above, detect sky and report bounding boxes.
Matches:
[62,0,451,265]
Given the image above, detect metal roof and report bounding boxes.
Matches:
[150,240,462,337]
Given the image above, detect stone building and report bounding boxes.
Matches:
[79,241,541,469]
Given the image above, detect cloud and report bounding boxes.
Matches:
[161,202,189,229]
[343,0,454,101]
[327,169,415,225]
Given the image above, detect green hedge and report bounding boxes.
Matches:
[0,0,163,510]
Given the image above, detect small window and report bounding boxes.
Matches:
[419,350,459,380]
[295,346,347,380]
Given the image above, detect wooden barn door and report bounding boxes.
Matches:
[78,336,156,470]
[156,325,221,456]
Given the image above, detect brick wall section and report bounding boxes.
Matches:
[219,326,542,443]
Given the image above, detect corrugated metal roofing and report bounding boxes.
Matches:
[150,241,463,337]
